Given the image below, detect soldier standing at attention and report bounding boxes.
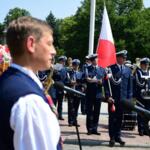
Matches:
[84,54,105,135]
[134,58,150,136]
[53,56,67,120]
[66,59,82,126]
[105,50,132,147]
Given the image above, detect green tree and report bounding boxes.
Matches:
[108,1,149,61]
[112,0,143,15]
[4,7,31,27]
[124,8,150,60]
[46,11,56,30]
[59,0,91,61]
[95,0,144,60]
[0,23,5,44]
[59,16,78,57]
[46,11,62,52]
[59,0,148,62]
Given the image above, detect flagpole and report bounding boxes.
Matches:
[103,0,106,7]
[96,4,116,112]
[88,0,96,55]
[96,5,116,68]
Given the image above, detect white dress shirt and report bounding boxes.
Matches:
[9,64,60,150]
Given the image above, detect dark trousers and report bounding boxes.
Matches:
[137,99,150,134]
[81,97,86,114]
[55,91,64,118]
[108,102,123,140]
[137,99,145,133]
[68,94,81,124]
[86,93,101,132]
[137,114,146,133]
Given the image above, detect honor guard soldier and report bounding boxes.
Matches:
[84,54,105,135]
[66,59,83,126]
[105,50,132,147]
[134,57,150,136]
[82,55,92,76]
[53,55,67,120]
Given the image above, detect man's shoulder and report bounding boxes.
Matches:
[110,64,117,68]
[0,67,31,86]
[109,64,118,71]
[124,65,132,74]
[87,64,93,70]
[0,67,42,99]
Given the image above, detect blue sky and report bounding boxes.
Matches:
[0,0,83,23]
[0,0,150,23]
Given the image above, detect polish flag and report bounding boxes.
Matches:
[96,6,116,68]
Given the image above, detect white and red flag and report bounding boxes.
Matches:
[96,6,116,68]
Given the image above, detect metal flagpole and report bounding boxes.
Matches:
[88,0,96,55]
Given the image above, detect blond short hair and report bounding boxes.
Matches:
[6,16,53,58]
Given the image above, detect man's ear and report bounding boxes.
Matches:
[26,36,36,53]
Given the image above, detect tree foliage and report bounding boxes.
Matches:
[4,7,31,27]
[2,1,149,62]
[0,23,5,44]
[46,11,64,56]
[58,0,149,62]
[59,16,77,52]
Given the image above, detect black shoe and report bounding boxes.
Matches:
[92,130,101,135]
[139,131,144,136]
[68,123,73,127]
[115,138,125,146]
[109,139,115,147]
[73,122,80,127]
[58,117,64,120]
[87,131,92,135]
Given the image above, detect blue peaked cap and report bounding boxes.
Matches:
[88,53,98,61]
[116,50,127,58]
[72,59,80,65]
[140,57,150,64]
[58,56,67,61]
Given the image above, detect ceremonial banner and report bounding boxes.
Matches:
[96,6,116,68]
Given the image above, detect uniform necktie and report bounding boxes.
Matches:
[120,65,124,74]
[121,65,122,71]
[94,66,96,75]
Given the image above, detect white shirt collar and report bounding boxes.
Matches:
[117,63,124,67]
[92,64,97,66]
[141,69,148,73]
[10,63,43,89]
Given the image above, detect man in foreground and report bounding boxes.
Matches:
[0,16,61,150]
